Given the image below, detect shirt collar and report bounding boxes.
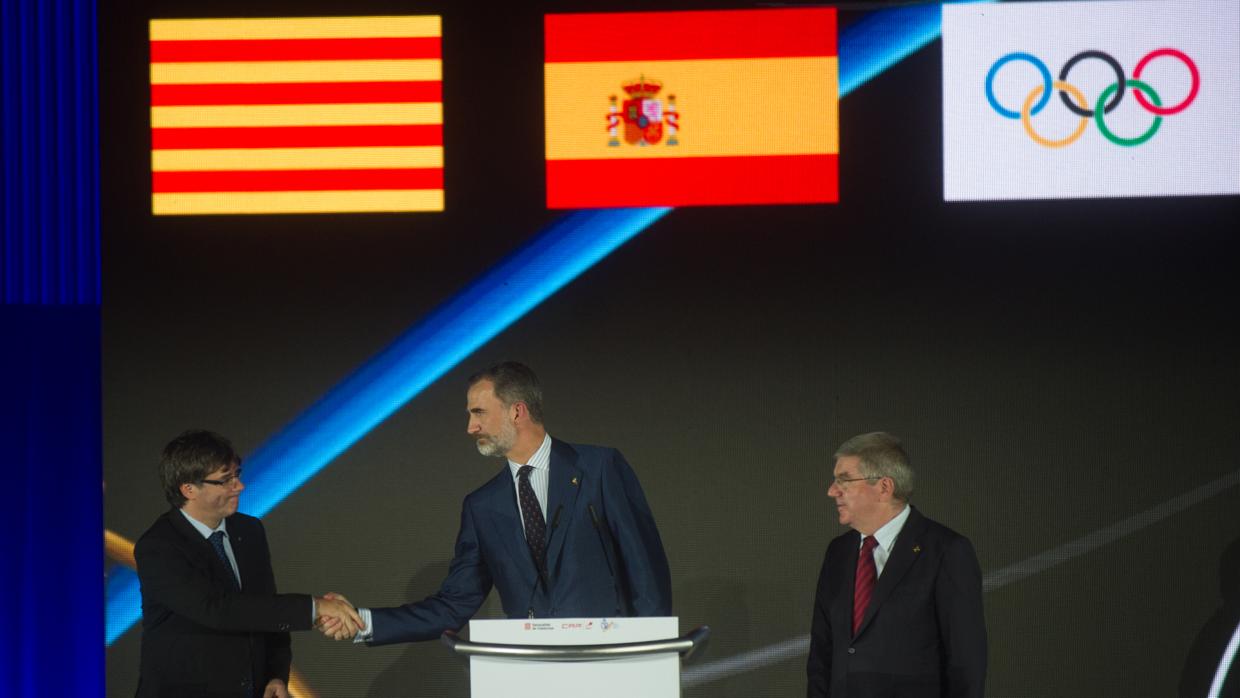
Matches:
[180,508,228,539]
[507,433,552,480]
[867,503,911,552]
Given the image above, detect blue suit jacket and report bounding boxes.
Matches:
[370,439,672,645]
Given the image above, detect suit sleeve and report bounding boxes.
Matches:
[133,526,313,637]
[369,497,492,645]
[601,449,672,616]
[254,520,293,684]
[806,544,833,698]
[936,535,988,698]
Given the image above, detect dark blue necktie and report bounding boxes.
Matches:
[208,530,240,591]
[518,465,548,574]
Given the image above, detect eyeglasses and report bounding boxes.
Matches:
[200,469,243,488]
[831,475,881,488]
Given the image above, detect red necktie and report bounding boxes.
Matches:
[853,535,878,636]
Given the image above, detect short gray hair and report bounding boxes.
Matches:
[834,431,914,501]
[468,361,544,424]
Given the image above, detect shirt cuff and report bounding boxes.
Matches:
[353,607,374,643]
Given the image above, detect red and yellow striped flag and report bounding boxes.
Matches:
[544,9,838,209]
[150,16,443,215]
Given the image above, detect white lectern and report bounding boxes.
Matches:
[442,617,709,698]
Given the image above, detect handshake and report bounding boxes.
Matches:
[313,592,364,641]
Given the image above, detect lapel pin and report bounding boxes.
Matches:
[913,545,921,553]
[571,477,579,486]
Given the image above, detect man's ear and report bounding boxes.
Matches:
[180,482,197,502]
[879,476,896,499]
[511,401,527,423]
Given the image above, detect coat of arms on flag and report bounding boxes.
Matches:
[546,9,838,208]
[609,76,679,147]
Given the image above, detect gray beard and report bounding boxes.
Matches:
[475,438,506,457]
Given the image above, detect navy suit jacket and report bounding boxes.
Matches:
[134,510,313,698]
[370,439,672,645]
[807,506,987,698]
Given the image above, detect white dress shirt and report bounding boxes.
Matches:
[508,433,552,533]
[861,503,911,577]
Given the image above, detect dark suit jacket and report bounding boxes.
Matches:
[370,439,672,644]
[807,506,987,698]
[134,509,313,698]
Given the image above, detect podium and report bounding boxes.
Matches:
[442,617,709,698]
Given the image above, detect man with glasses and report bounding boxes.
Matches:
[134,430,361,698]
[807,432,987,698]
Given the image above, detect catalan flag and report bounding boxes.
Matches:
[150,16,443,215]
[544,9,838,209]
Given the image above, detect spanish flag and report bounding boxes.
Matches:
[544,9,838,209]
[150,16,442,215]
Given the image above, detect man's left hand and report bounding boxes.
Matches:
[263,678,290,698]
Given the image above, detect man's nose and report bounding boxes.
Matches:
[234,478,245,492]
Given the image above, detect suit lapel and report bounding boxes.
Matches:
[226,517,251,590]
[836,530,861,623]
[544,439,582,576]
[480,469,540,586]
[169,509,237,590]
[856,506,927,637]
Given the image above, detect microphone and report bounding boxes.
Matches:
[588,503,618,581]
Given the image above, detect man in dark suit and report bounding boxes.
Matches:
[807,432,987,698]
[135,430,361,698]
[322,361,672,644]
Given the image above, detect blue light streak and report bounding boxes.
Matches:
[106,2,990,644]
[239,206,671,515]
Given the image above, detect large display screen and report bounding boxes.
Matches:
[149,16,443,215]
[943,0,1240,201]
[544,9,838,208]
[104,2,1240,697]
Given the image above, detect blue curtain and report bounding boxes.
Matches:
[1,0,102,695]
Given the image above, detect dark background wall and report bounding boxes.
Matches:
[101,1,1240,696]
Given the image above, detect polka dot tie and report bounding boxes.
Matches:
[518,466,548,574]
[853,535,878,637]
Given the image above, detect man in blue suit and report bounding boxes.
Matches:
[324,362,672,644]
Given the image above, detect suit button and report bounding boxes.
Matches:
[848,647,856,655]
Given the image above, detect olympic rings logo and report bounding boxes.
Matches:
[985,49,1199,147]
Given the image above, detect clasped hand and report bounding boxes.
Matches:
[314,592,363,641]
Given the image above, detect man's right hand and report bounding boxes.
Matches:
[315,593,362,641]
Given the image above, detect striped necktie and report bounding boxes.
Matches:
[852,535,878,636]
